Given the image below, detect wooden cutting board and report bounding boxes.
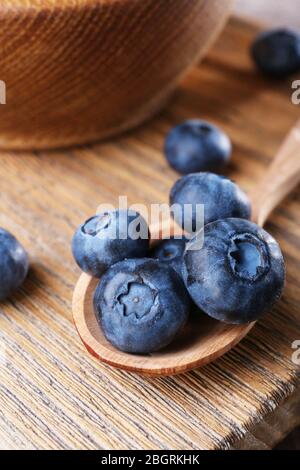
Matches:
[0,17,299,450]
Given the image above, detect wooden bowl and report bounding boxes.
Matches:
[0,0,233,150]
[72,221,254,377]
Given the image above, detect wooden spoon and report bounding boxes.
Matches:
[72,120,300,376]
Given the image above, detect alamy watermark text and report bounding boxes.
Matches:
[291,80,300,105]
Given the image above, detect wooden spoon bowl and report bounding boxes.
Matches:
[0,0,232,150]
[72,120,300,376]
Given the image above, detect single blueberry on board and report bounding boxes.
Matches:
[0,228,29,301]
[150,237,187,277]
[94,258,190,354]
[251,29,300,78]
[182,218,285,324]
[72,210,150,278]
[164,120,232,174]
[170,172,251,233]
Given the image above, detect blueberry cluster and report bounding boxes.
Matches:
[167,168,284,326]
[73,121,285,354]
[0,26,293,356]
[164,122,285,327]
[72,209,190,354]
[74,24,297,353]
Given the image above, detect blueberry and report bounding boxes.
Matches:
[182,218,285,324]
[165,120,232,174]
[72,210,150,277]
[150,237,187,277]
[252,28,300,78]
[94,258,190,353]
[0,228,29,300]
[170,173,251,232]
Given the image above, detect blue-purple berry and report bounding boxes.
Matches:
[0,228,29,300]
[170,172,251,232]
[72,210,150,277]
[150,237,187,277]
[165,120,232,174]
[252,28,300,78]
[182,218,285,324]
[94,258,190,353]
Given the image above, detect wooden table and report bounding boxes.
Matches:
[0,18,299,450]
[235,0,300,29]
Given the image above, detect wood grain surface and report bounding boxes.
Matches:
[0,18,299,450]
[232,391,300,450]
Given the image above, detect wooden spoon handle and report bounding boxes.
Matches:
[251,119,300,227]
